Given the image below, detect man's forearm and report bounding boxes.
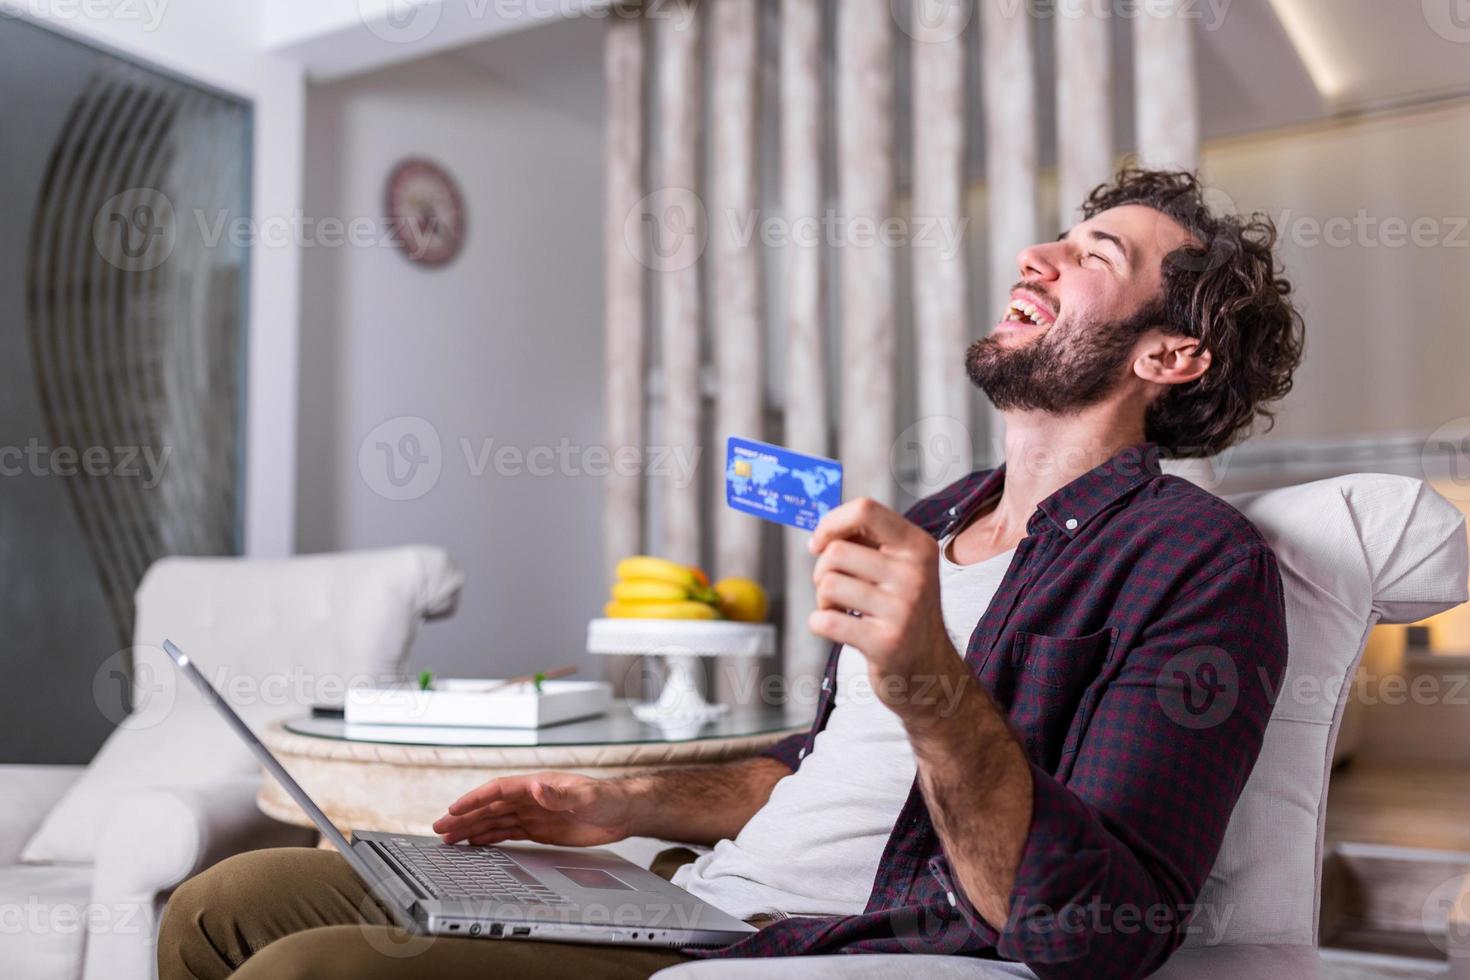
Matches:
[905,663,1033,928]
[618,755,791,846]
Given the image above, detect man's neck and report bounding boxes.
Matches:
[986,408,1146,537]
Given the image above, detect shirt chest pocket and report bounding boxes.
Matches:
[1004,627,1116,767]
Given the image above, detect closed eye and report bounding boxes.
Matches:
[1086,251,1110,266]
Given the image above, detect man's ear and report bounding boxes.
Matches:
[1132,330,1211,388]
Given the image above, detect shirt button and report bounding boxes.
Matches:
[821,677,831,692]
[947,891,957,907]
[797,747,806,760]
[1065,518,1079,530]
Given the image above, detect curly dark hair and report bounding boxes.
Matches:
[1080,167,1305,458]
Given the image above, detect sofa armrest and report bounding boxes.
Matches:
[0,764,85,864]
[90,775,314,901]
[83,777,315,980]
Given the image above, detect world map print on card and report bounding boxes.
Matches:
[725,437,842,531]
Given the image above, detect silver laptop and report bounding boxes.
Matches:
[162,639,755,948]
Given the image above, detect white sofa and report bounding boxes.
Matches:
[646,473,1469,979]
[0,546,464,980]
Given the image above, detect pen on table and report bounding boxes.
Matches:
[482,665,579,694]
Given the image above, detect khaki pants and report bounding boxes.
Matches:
[157,847,699,980]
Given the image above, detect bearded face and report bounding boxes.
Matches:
[966,280,1164,415]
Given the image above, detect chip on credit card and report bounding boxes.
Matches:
[725,436,843,531]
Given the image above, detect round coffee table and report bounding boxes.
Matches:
[257,702,809,838]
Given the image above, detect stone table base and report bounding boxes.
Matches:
[257,719,802,838]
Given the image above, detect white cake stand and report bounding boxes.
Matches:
[586,618,777,727]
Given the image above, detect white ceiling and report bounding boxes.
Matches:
[1266,0,1470,111]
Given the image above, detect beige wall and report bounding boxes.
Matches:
[1200,100,1470,447]
[296,43,607,681]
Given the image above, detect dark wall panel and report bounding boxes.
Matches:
[0,19,249,764]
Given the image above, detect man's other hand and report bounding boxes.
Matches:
[433,772,636,847]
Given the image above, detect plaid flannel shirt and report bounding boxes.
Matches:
[694,442,1287,979]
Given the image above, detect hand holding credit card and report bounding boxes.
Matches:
[725,437,842,531]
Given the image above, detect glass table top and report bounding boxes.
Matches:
[283,700,812,749]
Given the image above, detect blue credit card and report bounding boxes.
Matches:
[725,437,843,531]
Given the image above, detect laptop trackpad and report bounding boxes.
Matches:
[556,867,635,890]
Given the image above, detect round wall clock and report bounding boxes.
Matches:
[385,158,467,268]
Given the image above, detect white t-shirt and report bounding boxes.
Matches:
[672,537,1016,919]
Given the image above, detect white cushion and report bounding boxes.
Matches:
[21,547,462,866]
[0,863,93,980]
[1189,475,1467,946]
[0,766,84,865]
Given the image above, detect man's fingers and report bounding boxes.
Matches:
[445,800,515,822]
[446,775,534,816]
[445,785,500,817]
[433,800,515,835]
[814,570,890,618]
[808,607,869,649]
[437,773,599,843]
[468,825,529,846]
[813,538,891,587]
[440,814,524,844]
[810,498,915,556]
[443,770,562,820]
[432,808,479,834]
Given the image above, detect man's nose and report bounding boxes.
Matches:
[1016,241,1061,282]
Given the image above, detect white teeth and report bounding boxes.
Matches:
[1006,299,1046,326]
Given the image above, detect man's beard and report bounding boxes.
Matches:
[966,297,1162,415]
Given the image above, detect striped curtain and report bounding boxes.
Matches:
[602,0,1199,700]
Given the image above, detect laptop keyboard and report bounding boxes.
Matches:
[380,839,570,906]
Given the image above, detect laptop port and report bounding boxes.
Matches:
[511,926,531,937]
[489,923,504,937]
[469,924,481,936]
[449,924,461,932]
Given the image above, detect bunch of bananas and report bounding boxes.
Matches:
[603,557,769,623]
[605,556,721,620]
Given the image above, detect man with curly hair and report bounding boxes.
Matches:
[160,168,1305,980]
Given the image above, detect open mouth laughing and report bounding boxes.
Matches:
[998,289,1057,331]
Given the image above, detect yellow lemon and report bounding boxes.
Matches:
[713,578,768,623]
